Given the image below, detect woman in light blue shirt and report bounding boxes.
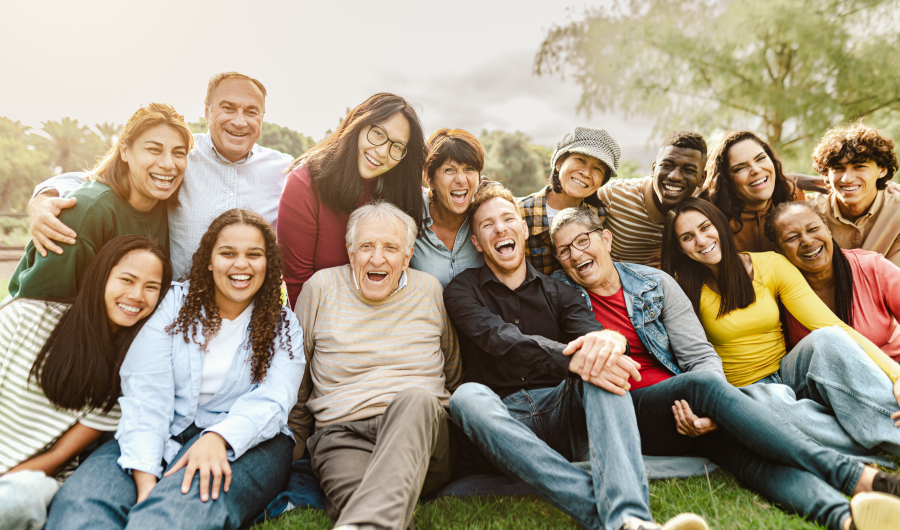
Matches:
[47,209,305,530]
[410,129,485,287]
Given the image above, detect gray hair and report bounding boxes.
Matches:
[549,206,605,244]
[345,201,418,254]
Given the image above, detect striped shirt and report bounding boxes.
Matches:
[598,177,666,268]
[288,265,462,455]
[0,300,120,475]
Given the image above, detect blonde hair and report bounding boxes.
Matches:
[87,103,194,204]
[469,182,518,218]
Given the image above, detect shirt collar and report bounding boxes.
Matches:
[828,190,883,225]
[203,131,257,165]
[478,260,541,289]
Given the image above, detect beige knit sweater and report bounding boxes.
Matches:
[288,265,462,458]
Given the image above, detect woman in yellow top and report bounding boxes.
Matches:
[661,197,900,457]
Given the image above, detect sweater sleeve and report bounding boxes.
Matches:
[287,270,323,459]
[435,283,463,393]
[658,273,726,378]
[770,253,900,383]
[14,193,112,300]
[278,166,320,308]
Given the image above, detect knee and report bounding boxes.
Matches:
[682,370,723,387]
[449,383,498,420]
[392,387,442,413]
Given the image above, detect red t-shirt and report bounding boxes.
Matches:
[587,288,673,390]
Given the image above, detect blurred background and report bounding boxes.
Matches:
[3,0,900,251]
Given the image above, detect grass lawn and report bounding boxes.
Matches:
[253,470,825,530]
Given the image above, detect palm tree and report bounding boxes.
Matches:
[38,118,104,173]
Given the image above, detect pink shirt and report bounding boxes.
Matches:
[785,248,900,360]
[278,165,371,308]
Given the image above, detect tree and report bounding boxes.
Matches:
[35,118,104,173]
[258,123,315,158]
[94,121,123,149]
[535,0,900,170]
[0,118,50,211]
[480,130,547,197]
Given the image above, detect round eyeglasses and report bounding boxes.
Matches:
[555,229,600,260]
[367,125,408,161]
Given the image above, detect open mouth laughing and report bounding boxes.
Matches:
[116,302,143,316]
[225,128,249,139]
[575,258,594,275]
[800,245,824,261]
[151,173,177,189]
[748,176,769,189]
[364,152,383,169]
[570,176,590,189]
[228,274,252,289]
[494,238,516,255]
[449,190,469,204]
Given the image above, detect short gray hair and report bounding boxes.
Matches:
[549,206,605,244]
[345,201,418,254]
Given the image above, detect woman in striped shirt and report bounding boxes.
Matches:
[0,235,172,530]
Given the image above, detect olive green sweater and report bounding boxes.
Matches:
[9,181,168,300]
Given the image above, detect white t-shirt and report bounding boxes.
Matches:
[199,303,254,405]
[545,204,560,226]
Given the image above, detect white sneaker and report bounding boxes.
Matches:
[621,513,708,530]
[850,492,900,530]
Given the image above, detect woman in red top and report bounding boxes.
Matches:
[278,93,426,307]
[766,200,900,361]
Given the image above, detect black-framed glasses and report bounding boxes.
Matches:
[555,229,600,260]
[367,125,408,161]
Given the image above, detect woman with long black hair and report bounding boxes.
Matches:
[47,209,304,530]
[660,197,900,458]
[278,93,426,306]
[0,235,172,530]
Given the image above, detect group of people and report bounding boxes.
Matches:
[2,70,900,530]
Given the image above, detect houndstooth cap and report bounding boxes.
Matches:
[551,127,621,184]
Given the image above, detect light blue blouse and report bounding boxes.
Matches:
[115,281,305,478]
[410,192,485,288]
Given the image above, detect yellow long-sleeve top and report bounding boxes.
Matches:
[699,252,900,387]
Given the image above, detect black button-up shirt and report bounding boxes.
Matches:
[444,261,609,398]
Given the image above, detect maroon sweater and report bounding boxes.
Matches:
[278,165,371,307]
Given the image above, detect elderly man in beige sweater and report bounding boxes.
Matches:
[289,201,463,530]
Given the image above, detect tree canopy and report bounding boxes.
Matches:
[535,0,900,168]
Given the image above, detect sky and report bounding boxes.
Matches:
[0,0,657,166]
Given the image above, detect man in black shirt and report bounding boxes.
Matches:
[444,183,706,530]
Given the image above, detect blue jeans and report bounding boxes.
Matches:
[632,370,859,530]
[45,425,293,530]
[749,327,900,458]
[449,378,651,530]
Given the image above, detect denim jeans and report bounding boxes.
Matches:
[449,378,651,530]
[749,327,900,458]
[45,425,293,530]
[0,470,59,530]
[632,371,859,530]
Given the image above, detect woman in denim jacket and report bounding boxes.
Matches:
[46,209,305,530]
[550,206,900,530]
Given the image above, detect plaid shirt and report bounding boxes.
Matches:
[517,186,607,275]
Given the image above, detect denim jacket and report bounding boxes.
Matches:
[552,262,724,378]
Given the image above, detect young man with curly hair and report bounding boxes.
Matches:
[809,122,900,266]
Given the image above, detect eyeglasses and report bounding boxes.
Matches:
[555,229,600,260]
[367,125,408,161]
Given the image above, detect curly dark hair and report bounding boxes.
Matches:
[661,130,708,159]
[812,121,897,189]
[699,131,797,234]
[167,209,292,383]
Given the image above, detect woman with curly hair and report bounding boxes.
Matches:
[278,93,427,306]
[0,235,171,530]
[47,209,305,530]
[698,131,805,253]
[660,198,900,459]
[807,121,900,266]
